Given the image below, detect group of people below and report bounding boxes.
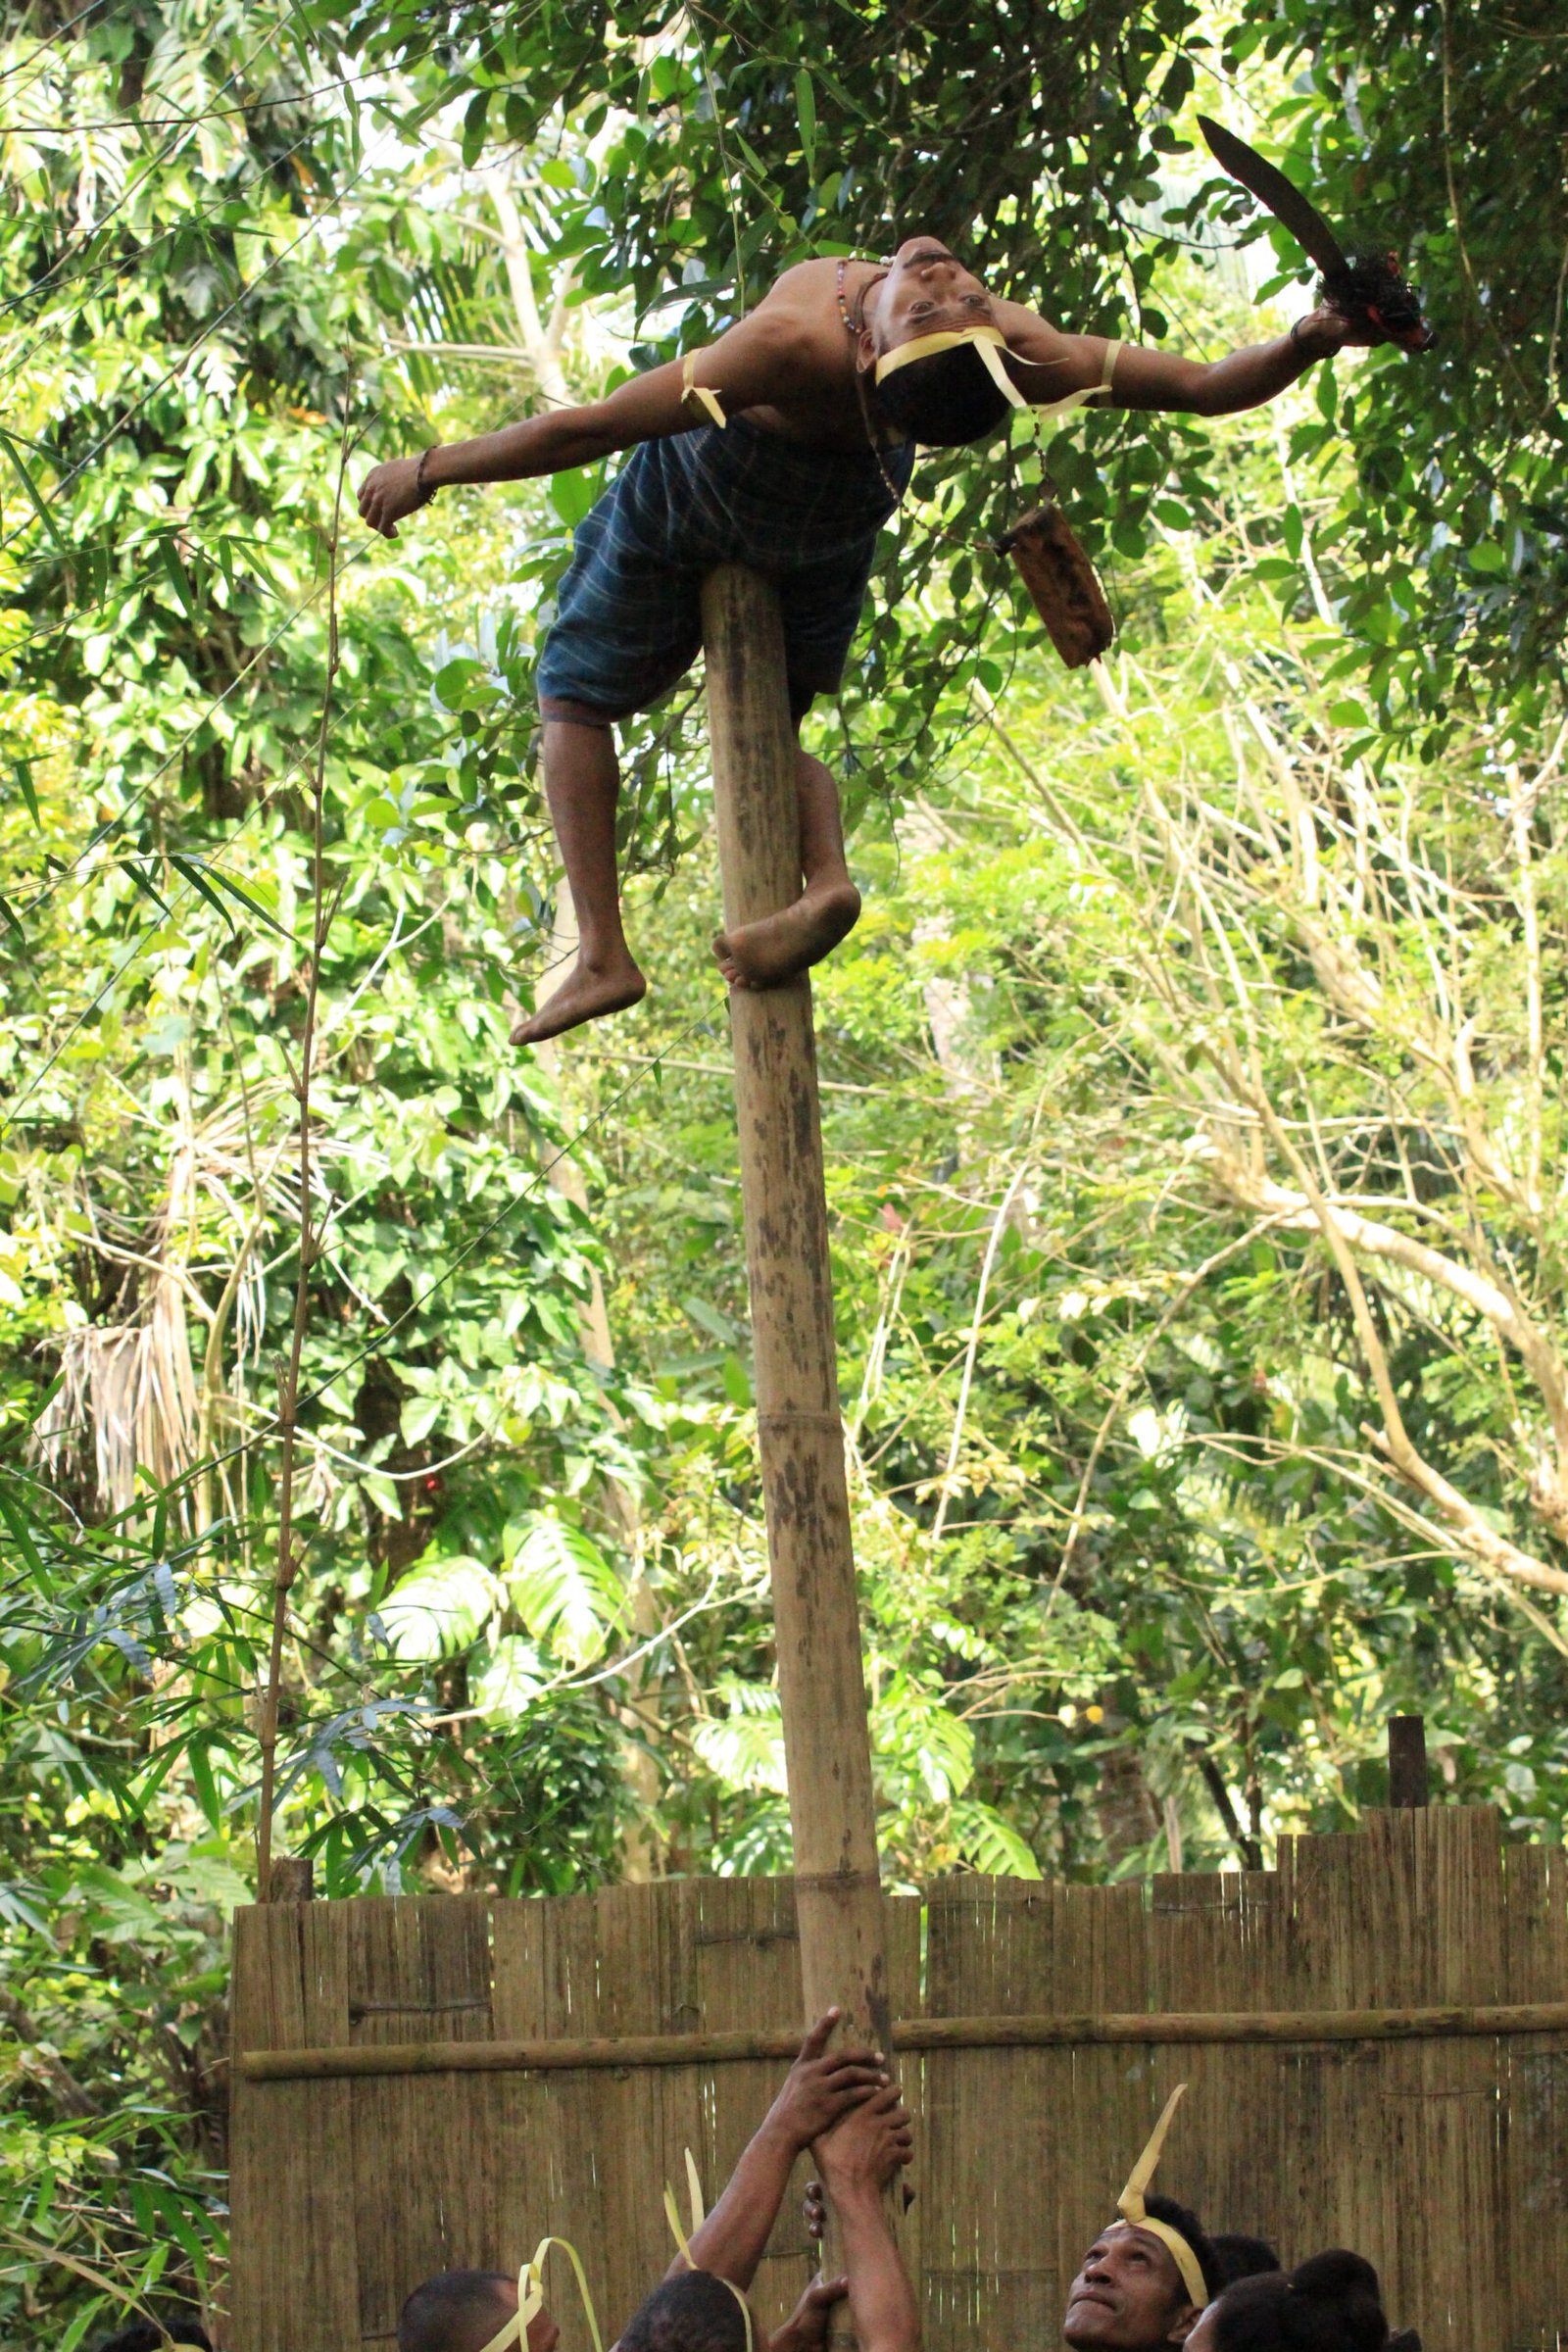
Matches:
[95,2014,1421,2352]
[386,2015,1417,2352]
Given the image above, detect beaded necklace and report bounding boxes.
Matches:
[836,257,913,507]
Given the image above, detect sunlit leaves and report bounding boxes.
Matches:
[374,1552,502,1659]
[503,1511,625,1666]
[470,1632,546,1719]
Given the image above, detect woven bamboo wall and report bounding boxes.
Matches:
[228,1809,1568,2352]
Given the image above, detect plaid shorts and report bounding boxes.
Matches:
[536,416,913,724]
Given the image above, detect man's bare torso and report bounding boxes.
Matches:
[725,253,1088,449]
[734,258,890,448]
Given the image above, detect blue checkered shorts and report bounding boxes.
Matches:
[536,416,913,724]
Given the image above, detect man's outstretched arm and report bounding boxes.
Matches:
[1109,305,1368,415]
[992,294,1373,421]
[676,2010,887,2291]
[358,310,800,538]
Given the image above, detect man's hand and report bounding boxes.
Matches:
[814,2080,913,2196]
[1292,303,1381,356]
[763,2010,887,2155]
[809,2087,919,2352]
[807,2174,913,2239]
[769,2275,848,2352]
[358,455,431,540]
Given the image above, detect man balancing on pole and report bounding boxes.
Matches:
[359,240,1373,1047]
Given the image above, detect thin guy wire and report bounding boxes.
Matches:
[0,152,380,561]
[0,13,307,329]
[0,0,113,86]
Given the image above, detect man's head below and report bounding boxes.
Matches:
[93,2318,212,2352]
[1062,2199,1222,2350]
[1185,2249,1389,2351]
[620,2270,756,2352]
[399,2272,562,2352]
[1208,2236,1281,2292]
[863,236,1012,449]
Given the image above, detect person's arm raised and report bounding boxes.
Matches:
[770,2274,850,2352]
[813,2083,918,2352]
[358,309,802,538]
[992,294,1373,422]
[674,2010,886,2292]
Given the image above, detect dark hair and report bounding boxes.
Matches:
[1211,2234,1284,2288]
[619,2272,751,2352]
[873,341,1013,448]
[1144,2192,1224,2305]
[1208,2250,1389,2351]
[93,2319,213,2352]
[399,2269,515,2352]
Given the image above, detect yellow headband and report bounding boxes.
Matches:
[873,325,1121,423]
[1113,2082,1208,2313]
[663,2148,755,2352]
[875,321,1021,400]
[476,2236,605,2352]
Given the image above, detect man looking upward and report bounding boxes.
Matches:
[1059,2199,1223,2349]
[361,238,1372,1047]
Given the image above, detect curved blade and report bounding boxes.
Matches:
[1197,114,1348,279]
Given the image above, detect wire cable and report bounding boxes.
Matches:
[0,14,318,339]
[0,0,113,86]
[0,44,456,136]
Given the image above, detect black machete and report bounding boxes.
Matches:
[1197,114,1435,353]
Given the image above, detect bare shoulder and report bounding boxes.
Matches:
[756,256,844,318]
[743,257,853,375]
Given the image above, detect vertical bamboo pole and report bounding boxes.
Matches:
[701,566,891,2063]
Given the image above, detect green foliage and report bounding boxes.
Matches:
[1221,0,1568,743]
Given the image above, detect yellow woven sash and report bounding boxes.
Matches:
[1112,2082,1208,2312]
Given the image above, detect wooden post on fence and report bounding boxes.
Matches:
[1389,1714,1429,1808]
[701,566,890,2071]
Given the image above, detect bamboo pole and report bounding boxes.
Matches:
[237,1999,1568,2082]
[701,565,890,2065]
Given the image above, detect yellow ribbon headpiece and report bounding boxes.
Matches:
[476,2236,606,2352]
[1113,2083,1208,2312]
[662,2148,755,2352]
[874,325,1121,423]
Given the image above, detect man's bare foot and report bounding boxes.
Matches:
[712,877,861,991]
[511,952,647,1046]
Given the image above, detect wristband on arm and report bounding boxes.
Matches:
[415,446,438,502]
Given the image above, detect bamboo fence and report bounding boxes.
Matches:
[229,1807,1568,2352]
